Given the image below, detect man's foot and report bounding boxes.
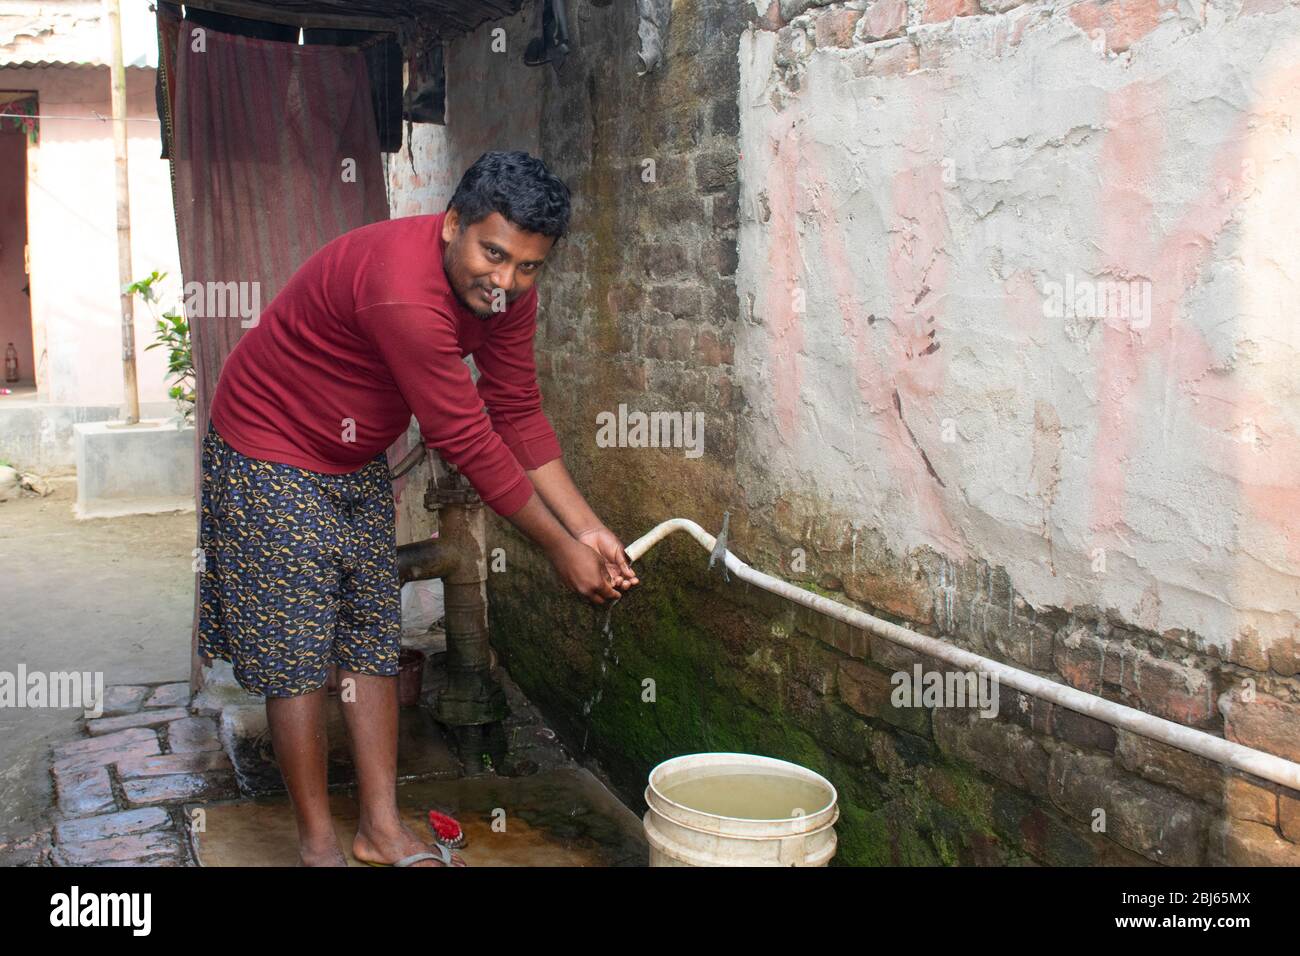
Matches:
[353,818,468,867]
[299,838,349,867]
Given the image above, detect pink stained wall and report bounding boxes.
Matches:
[4,63,182,407]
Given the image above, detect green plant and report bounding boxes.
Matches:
[129,271,195,425]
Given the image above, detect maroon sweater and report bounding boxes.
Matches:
[210,211,561,517]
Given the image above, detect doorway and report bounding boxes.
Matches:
[0,91,35,395]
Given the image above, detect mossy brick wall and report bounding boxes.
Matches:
[491,509,1300,866]
[391,0,1300,865]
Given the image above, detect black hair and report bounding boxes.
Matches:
[447,150,571,240]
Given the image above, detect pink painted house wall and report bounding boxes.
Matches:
[4,62,181,406]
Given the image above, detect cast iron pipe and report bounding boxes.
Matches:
[390,450,505,729]
[396,538,457,585]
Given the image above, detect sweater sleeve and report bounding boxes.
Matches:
[354,301,535,517]
[473,290,563,470]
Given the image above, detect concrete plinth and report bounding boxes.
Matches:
[73,419,195,519]
[0,398,179,473]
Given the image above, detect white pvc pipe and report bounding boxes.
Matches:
[625,518,1300,792]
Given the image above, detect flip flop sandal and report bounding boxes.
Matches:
[362,844,455,867]
[428,809,467,849]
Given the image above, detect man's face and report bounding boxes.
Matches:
[441,209,556,318]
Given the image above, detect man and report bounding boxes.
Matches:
[198,151,638,867]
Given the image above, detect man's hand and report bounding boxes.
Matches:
[576,527,639,592]
[501,478,639,606]
[547,537,623,606]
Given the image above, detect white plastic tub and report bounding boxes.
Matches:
[643,753,839,866]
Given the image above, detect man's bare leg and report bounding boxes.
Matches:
[337,669,467,867]
[265,688,347,866]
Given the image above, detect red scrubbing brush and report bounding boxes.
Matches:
[427,809,467,849]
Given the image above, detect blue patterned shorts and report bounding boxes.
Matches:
[197,420,401,698]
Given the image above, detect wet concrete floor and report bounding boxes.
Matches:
[190,768,648,866]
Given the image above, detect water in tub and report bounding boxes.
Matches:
[661,772,830,820]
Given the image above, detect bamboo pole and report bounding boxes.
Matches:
[107,0,139,424]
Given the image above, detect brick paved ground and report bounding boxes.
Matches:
[9,666,609,866]
[16,680,235,866]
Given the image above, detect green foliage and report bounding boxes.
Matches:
[131,271,195,425]
[123,270,166,302]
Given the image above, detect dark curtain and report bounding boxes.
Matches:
[157,5,391,689]
[303,28,404,153]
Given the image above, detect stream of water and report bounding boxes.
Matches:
[580,605,618,755]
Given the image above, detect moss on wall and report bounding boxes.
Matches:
[488,534,1039,866]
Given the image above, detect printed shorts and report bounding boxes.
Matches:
[197,421,401,698]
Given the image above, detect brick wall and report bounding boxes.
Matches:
[388,0,1300,865]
